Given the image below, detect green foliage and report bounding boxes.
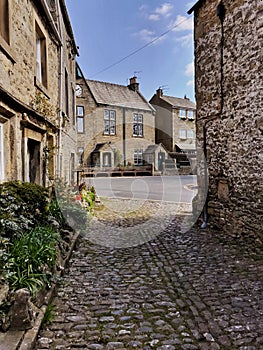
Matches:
[53,179,96,229]
[5,226,60,296]
[42,303,54,326]
[0,181,49,239]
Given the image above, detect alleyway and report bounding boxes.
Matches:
[35,215,262,350]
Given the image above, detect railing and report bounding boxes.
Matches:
[74,164,153,182]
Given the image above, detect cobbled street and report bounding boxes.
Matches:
[35,204,263,350]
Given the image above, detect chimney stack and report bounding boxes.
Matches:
[128,76,139,92]
[157,88,163,97]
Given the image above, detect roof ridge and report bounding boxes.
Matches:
[86,79,128,89]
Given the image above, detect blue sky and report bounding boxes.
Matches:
[65,1,196,101]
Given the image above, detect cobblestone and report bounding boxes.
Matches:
[34,201,262,350]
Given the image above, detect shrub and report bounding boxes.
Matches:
[0,181,49,239]
[5,226,60,296]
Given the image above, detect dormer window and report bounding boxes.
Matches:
[179,109,186,119]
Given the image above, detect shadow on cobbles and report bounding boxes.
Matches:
[35,218,263,350]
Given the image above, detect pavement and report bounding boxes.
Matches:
[31,201,263,350]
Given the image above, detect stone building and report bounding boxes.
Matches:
[150,88,196,154]
[0,0,78,186]
[76,73,156,170]
[188,0,263,239]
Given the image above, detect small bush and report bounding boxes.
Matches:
[5,226,60,296]
[0,181,49,239]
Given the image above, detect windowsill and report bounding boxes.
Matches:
[133,135,144,138]
[34,76,49,98]
[103,133,116,136]
[0,37,16,63]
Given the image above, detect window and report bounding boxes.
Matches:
[179,129,187,139]
[187,130,194,139]
[65,69,69,117]
[188,110,194,120]
[0,0,9,44]
[133,113,143,137]
[134,148,143,165]
[104,110,116,135]
[35,22,47,87]
[179,109,186,119]
[77,147,84,165]
[0,123,4,182]
[77,106,84,133]
[72,87,76,125]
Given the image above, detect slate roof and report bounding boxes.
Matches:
[160,95,196,110]
[86,80,155,112]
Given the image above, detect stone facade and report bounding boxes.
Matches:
[76,75,156,169]
[0,0,78,186]
[150,88,196,153]
[188,0,263,239]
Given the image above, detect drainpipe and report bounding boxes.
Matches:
[55,0,63,177]
[123,108,126,166]
[200,0,225,228]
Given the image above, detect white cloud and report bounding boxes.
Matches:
[169,15,193,31]
[155,3,174,17]
[148,14,160,21]
[148,2,174,21]
[185,61,194,77]
[136,29,156,42]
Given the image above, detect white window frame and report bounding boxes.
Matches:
[77,106,84,133]
[179,129,187,139]
[0,123,5,182]
[179,109,186,119]
[187,130,194,139]
[104,110,116,135]
[35,22,47,87]
[188,110,194,120]
[134,148,143,165]
[133,113,143,137]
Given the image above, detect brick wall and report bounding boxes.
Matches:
[192,0,263,239]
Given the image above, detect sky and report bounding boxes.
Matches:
[65,0,196,101]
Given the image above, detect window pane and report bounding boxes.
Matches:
[110,111,115,120]
[188,110,194,119]
[138,114,143,123]
[77,116,84,133]
[187,130,194,138]
[77,106,84,116]
[104,110,109,119]
[104,120,109,134]
[179,109,186,118]
[179,129,187,139]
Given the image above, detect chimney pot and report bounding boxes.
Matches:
[128,76,139,92]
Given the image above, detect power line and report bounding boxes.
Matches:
[90,16,191,78]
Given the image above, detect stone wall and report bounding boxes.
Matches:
[76,79,155,167]
[0,0,77,185]
[192,0,263,239]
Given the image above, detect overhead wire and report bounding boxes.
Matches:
[89,16,191,78]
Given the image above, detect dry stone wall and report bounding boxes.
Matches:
[193,0,263,239]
